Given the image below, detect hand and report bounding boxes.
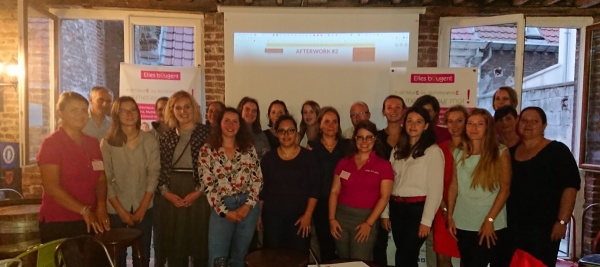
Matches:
[118,209,135,226]
[256,216,263,232]
[295,214,312,238]
[95,207,110,233]
[478,220,497,248]
[182,191,202,207]
[447,217,457,240]
[354,222,372,243]
[381,218,391,232]
[306,144,313,151]
[82,211,101,234]
[236,204,251,219]
[329,219,342,240]
[381,218,392,232]
[225,211,242,223]
[418,224,430,238]
[131,207,147,224]
[551,221,568,241]
[164,192,185,207]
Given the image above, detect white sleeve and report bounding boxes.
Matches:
[420,145,445,227]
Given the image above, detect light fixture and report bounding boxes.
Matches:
[0,56,18,88]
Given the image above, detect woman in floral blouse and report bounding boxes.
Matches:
[200,107,263,267]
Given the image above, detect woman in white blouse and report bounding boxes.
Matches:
[101,96,160,267]
[200,107,263,267]
[381,106,444,267]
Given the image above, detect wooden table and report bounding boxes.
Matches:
[245,248,309,267]
[96,228,144,267]
[326,258,382,267]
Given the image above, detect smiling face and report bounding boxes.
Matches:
[383,98,404,124]
[518,109,546,140]
[405,111,429,143]
[118,101,139,128]
[446,111,466,138]
[466,114,487,141]
[241,102,258,125]
[319,111,339,138]
[302,104,318,126]
[350,103,370,126]
[156,99,167,122]
[276,119,298,148]
[493,89,512,110]
[207,103,223,125]
[355,128,376,154]
[496,113,518,134]
[173,97,194,128]
[221,111,241,139]
[268,104,286,126]
[59,99,89,131]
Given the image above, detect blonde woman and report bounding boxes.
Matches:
[447,108,511,267]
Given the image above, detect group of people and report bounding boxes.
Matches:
[35,85,580,267]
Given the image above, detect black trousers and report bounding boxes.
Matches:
[389,201,426,267]
[313,199,338,262]
[39,219,89,243]
[456,228,510,267]
[511,224,560,267]
[262,213,310,251]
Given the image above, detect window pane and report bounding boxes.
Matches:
[133,25,195,67]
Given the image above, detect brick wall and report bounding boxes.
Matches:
[203,13,225,103]
[103,21,124,96]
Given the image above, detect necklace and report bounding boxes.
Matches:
[322,139,337,149]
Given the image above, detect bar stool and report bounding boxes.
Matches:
[245,248,308,267]
[96,228,143,267]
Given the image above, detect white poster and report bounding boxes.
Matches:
[119,63,204,131]
[390,67,478,123]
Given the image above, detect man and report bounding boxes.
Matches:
[342,101,371,139]
[82,86,113,141]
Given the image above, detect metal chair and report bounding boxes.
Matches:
[0,258,22,267]
[53,235,114,267]
[16,238,66,267]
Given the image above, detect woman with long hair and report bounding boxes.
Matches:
[259,115,318,252]
[263,100,289,151]
[156,90,211,267]
[447,108,511,267]
[101,96,160,267]
[308,106,350,262]
[37,91,110,242]
[433,105,468,267]
[298,100,320,147]
[201,107,263,267]
[237,96,270,158]
[329,120,393,261]
[381,106,444,267]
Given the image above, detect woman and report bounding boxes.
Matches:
[507,107,580,267]
[156,90,211,267]
[150,96,169,139]
[237,96,270,158]
[206,101,226,126]
[377,95,406,159]
[492,86,518,111]
[200,107,263,267]
[259,115,318,251]
[447,108,511,267]
[494,105,520,149]
[37,91,110,242]
[101,96,160,267]
[329,120,393,261]
[299,100,320,147]
[308,107,350,262]
[263,100,289,151]
[433,105,468,267]
[381,106,444,267]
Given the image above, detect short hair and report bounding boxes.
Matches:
[494,105,518,122]
[351,101,370,112]
[90,86,112,99]
[521,106,547,124]
[413,95,441,114]
[237,97,262,134]
[267,100,289,128]
[57,91,88,112]
[164,90,202,128]
[493,86,519,110]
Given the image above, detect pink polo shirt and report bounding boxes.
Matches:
[334,151,394,209]
[36,127,104,222]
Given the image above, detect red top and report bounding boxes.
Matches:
[334,151,394,209]
[36,127,103,222]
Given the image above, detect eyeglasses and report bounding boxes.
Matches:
[355,135,375,142]
[119,108,138,115]
[350,111,369,118]
[276,128,297,136]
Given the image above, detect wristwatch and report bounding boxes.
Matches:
[487,217,494,222]
[558,219,566,225]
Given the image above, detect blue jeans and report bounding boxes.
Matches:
[208,193,260,267]
[109,207,154,267]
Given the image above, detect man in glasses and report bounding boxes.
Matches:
[342,101,371,139]
[83,86,113,141]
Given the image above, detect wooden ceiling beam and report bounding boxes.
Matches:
[575,0,600,8]
[512,0,530,5]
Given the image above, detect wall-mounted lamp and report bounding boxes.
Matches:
[0,57,19,88]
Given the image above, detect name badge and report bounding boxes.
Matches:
[92,160,104,171]
[339,170,351,180]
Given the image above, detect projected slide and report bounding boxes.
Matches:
[234,32,409,66]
